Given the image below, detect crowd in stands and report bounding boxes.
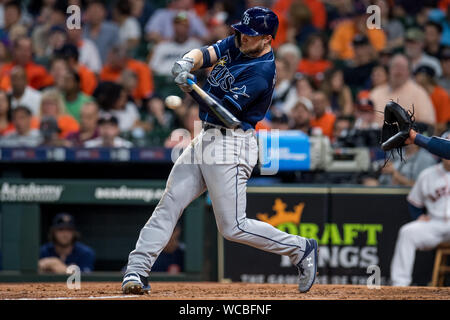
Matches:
[0,0,448,183]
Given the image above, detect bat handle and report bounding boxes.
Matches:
[187,78,195,86]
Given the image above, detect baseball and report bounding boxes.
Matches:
[165,95,182,109]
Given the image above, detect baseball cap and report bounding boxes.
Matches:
[173,11,189,23]
[440,47,450,60]
[294,96,313,112]
[40,116,61,134]
[413,64,436,78]
[355,90,374,112]
[52,213,76,230]
[352,34,369,47]
[405,28,425,42]
[98,113,119,126]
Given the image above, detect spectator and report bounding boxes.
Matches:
[62,69,93,123]
[321,68,353,116]
[342,34,378,93]
[0,89,13,135]
[9,65,42,116]
[83,0,120,64]
[54,44,98,96]
[66,26,102,74]
[144,0,209,43]
[390,132,450,286]
[271,0,327,49]
[404,28,442,77]
[138,96,176,146]
[0,105,42,147]
[270,112,290,130]
[0,36,53,91]
[39,88,79,138]
[164,104,199,148]
[66,101,100,147]
[353,91,380,130]
[370,64,389,89]
[271,58,295,114]
[84,113,133,148]
[289,96,314,135]
[329,3,386,60]
[424,20,445,59]
[414,65,450,135]
[310,90,336,139]
[370,54,436,127]
[151,223,185,274]
[93,81,140,133]
[31,1,68,59]
[378,143,437,187]
[437,46,450,92]
[276,43,301,81]
[297,33,332,83]
[39,213,95,274]
[1,0,22,40]
[286,0,318,46]
[49,56,69,91]
[282,73,315,114]
[39,115,70,147]
[100,44,154,106]
[149,11,203,78]
[113,0,142,52]
[332,115,354,145]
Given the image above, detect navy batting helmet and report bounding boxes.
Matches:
[231,7,279,39]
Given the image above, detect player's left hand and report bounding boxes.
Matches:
[174,71,195,92]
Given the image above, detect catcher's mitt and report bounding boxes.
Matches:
[380,101,416,158]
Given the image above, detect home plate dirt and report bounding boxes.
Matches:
[0,282,449,300]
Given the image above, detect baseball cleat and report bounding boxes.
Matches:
[122,272,151,294]
[296,238,318,293]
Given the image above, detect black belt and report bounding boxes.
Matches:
[202,123,228,135]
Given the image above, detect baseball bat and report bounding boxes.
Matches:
[187,78,242,129]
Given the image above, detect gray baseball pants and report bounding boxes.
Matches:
[125,126,307,277]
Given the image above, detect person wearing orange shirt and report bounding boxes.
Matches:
[0,36,53,91]
[414,64,450,135]
[329,4,386,60]
[297,33,332,82]
[38,88,79,138]
[310,90,336,139]
[100,45,153,106]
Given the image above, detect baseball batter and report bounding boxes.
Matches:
[122,7,318,294]
[390,131,450,286]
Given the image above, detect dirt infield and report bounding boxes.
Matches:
[0,282,450,300]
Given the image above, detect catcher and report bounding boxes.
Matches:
[381,101,450,160]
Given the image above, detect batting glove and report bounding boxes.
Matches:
[171,57,194,78]
[174,71,195,93]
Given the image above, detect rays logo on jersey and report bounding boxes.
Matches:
[207,50,250,98]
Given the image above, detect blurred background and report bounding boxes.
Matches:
[0,0,449,286]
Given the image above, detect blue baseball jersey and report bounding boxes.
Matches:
[193,35,276,130]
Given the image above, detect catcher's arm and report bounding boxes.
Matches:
[413,131,450,160]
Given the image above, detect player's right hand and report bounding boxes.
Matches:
[174,71,195,93]
[172,57,194,78]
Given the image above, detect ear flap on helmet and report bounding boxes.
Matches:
[234,30,241,48]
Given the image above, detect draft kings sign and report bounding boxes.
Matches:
[222,190,410,285]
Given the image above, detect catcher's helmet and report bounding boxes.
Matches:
[231,7,279,39]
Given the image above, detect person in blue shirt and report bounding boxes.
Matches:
[122,7,319,295]
[39,213,95,273]
[406,129,450,160]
